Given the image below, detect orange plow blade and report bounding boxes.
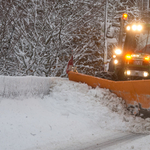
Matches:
[68,71,150,118]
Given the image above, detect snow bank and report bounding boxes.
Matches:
[0,76,52,98]
[85,86,150,134]
[0,76,150,134]
[50,78,150,134]
[1,77,150,150]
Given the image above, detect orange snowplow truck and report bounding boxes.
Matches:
[67,14,150,118]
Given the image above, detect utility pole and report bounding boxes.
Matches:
[147,0,149,11]
[104,0,108,71]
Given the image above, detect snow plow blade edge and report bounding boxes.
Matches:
[68,71,150,118]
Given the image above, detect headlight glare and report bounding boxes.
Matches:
[143,72,148,77]
[114,59,118,64]
[137,25,142,31]
[127,70,131,75]
[126,26,130,31]
[115,49,122,55]
[125,54,132,60]
[113,55,116,58]
[132,25,137,31]
[144,56,149,61]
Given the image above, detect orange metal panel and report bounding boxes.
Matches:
[68,71,150,110]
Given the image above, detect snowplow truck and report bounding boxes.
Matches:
[67,14,150,118]
[109,20,150,81]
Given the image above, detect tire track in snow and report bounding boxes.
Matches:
[80,133,147,150]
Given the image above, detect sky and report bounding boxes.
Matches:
[0,76,150,150]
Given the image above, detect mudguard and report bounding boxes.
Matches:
[68,71,150,118]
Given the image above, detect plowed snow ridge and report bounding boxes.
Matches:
[51,78,150,134]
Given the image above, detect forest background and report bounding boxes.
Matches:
[0,0,147,77]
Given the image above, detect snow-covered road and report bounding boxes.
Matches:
[75,133,146,150]
[0,77,150,150]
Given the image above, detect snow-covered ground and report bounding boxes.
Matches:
[0,76,150,150]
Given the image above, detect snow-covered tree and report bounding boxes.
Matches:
[0,0,18,75]
[0,0,143,77]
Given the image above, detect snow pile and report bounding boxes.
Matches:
[90,88,150,133]
[0,76,51,98]
[1,77,150,150]
[104,92,150,133]
[51,79,150,134]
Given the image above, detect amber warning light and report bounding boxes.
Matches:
[144,56,150,61]
[122,13,128,20]
[125,54,132,60]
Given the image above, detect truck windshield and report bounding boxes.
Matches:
[124,30,150,54]
[135,30,150,54]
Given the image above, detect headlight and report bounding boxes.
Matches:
[124,70,131,75]
[113,55,116,58]
[127,24,143,31]
[115,49,122,55]
[132,25,137,31]
[143,72,149,77]
[137,25,142,31]
[114,59,118,64]
[126,26,130,31]
[127,70,131,75]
